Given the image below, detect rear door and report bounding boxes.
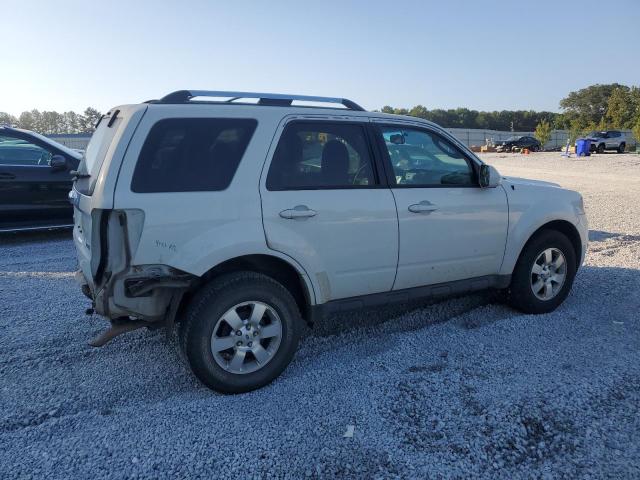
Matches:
[372,121,508,290]
[260,118,398,302]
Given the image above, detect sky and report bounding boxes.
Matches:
[1,0,639,115]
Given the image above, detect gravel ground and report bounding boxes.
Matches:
[1,151,639,479]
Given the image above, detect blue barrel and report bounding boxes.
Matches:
[576,138,591,156]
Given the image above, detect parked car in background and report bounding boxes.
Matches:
[0,126,81,232]
[585,130,627,154]
[70,90,587,394]
[496,135,541,152]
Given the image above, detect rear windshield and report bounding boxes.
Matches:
[84,115,119,175]
[131,118,257,193]
[75,111,120,195]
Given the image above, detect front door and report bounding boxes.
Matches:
[373,123,508,290]
[260,119,398,302]
[0,133,73,228]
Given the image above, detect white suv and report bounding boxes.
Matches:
[585,130,628,154]
[71,90,588,393]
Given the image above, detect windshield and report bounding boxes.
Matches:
[505,136,521,142]
[588,131,605,138]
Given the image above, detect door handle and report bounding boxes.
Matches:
[279,205,317,219]
[408,201,438,214]
[0,172,16,180]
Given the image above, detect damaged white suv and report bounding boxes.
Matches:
[71,90,588,393]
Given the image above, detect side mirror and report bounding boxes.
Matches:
[50,155,68,171]
[479,164,501,188]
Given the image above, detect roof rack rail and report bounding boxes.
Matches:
[155,90,365,111]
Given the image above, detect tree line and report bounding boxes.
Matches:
[381,83,640,142]
[380,106,558,132]
[2,84,639,142]
[0,107,102,135]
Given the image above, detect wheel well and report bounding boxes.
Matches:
[525,220,582,269]
[181,254,312,325]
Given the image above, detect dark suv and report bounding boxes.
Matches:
[0,126,81,232]
[585,130,627,154]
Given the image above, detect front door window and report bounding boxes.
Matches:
[0,135,52,166]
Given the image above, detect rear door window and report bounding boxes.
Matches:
[131,118,257,193]
[266,122,377,190]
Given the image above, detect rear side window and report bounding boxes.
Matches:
[266,122,376,190]
[131,118,257,193]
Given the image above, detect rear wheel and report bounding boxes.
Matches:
[597,143,605,154]
[508,230,577,314]
[180,271,302,393]
[618,142,626,154]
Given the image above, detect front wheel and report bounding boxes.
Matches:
[597,143,605,154]
[618,143,625,154]
[180,271,302,393]
[508,230,577,314]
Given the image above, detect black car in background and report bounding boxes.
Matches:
[0,126,82,232]
[496,135,541,152]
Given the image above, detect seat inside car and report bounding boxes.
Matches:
[321,140,349,185]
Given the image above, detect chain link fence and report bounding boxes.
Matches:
[446,128,636,150]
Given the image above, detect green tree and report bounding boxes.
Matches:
[605,87,634,128]
[79,107,102,133]
[62,111,82,133]
[39,111,65,134]
[632,117,640,149]
[27,109,44,133]
[408,105,429,119]
[568,118,588,144]
[560,83,627,131]
[534,119,552,148]
[0,112,17,126]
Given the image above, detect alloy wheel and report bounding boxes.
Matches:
[530,248,567,301]
[210,301,283,374]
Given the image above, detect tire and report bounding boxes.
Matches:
[597,143,605,154]
[531,145,539,152]
[508,230,577,314]
[180,271,302,394]
[618,143,625,154]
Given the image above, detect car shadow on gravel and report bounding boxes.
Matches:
[307,291,497,339]
[303,263,640,348]
[589,229,640,243]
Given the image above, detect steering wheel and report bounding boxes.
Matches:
[39,152,52,166]
[352,163,371,185]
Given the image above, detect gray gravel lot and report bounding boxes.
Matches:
[1,152,639,479]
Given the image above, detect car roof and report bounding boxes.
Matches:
[143,89,443,128]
